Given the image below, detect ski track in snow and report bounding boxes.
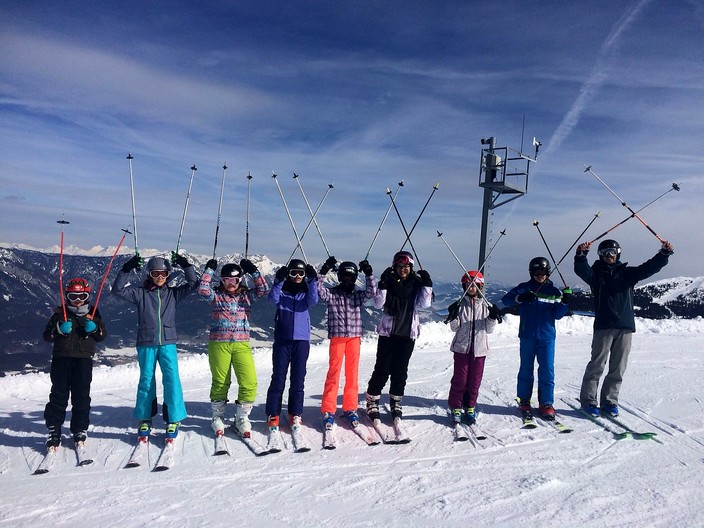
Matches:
[1,315,704,527]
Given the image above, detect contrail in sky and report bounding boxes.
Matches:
[543,0,652,156]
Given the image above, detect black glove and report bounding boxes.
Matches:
[517,291,537,303]
[275,266,288,282]
[378,267,394,290]
[205,259,218,271]
[576,242,590,257]
[319,255,338,275]
[122,254,143,273]
[488,304,503,322]
[417,269,432,287]
[305,264,317,280]
[240,258,258,275]
[561,287,573,304]
[444,301,460,324]
[171,251,191,268]
[358,259,373,277]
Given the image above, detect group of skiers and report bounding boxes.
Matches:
[41,236,673,451]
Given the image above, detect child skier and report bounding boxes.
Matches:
[265,258,319,445]
[42,278,106,448]
[112,253,198,440]
[365,250,433,425]
[497,257,570,420]
[198,258,268,438]
[317,257,376,432]
[445,271,501,425]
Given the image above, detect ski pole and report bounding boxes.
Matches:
[91,225,131,319]
[400,182,440,252]
[245,172,253,258]
[293,172,332,257]
[175,164,197,256]
[286,182,333,263]
[589,182,680,244]
[387,187,423,269]
[532,220,568,288]
[212,163,227,259]
[127,153,139,257]
[554,211,600,269]
[57,216,70,322]
[365,181,404,260]
[584,165,667,243]
[272,172,308,263]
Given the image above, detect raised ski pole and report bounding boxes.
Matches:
[286,182,333,263]
[91,225,131,319]
[175,164,197,257]
[554,211,600,269]
[57,216,70,322]
[127,153,139,257]
[365,181,404,260]
[584,165,668,243]
[272,172,308,263]
[387,187,423,269]
[293,172,332,257]
[212,163,227,259]
[589,183,680,244]
[532,220,569,288]
[400,182,440,251]
[245,172,253,258]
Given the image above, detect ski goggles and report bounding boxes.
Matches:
[289,269,305,278]
[67,291,90,302]
[598,248,620,257]
[149,270,169,279]
[222,276,241,285]
[394,255,412,266]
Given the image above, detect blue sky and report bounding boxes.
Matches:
[1,0,702,285]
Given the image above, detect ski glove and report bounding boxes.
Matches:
[83,319,97,334]
[171,251,191,268]
[576,242,591,257]
[122,254,143,273]
[275,266,288,282]
[319,255,338,275]
[358,259,373,277]
[516,291,537,303]
[305,264,317,280]
[561,287,573,304]
[240,258,258,275]
[378,267,394,290]
[57,320,73,335]
[417,269,432,287]
[488,303,503,322]
[444,301,460,324]
[205,259,218,271]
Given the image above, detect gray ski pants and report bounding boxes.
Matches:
[580,328,633,406]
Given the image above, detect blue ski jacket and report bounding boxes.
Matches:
[268,277,319,341]
[498,278,568,340]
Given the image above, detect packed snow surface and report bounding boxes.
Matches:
[1,315,703,527]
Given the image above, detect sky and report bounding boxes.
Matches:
[1,0,703,284]
[2,316,704,526]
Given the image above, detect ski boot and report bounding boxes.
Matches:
[518,398,532,412]
[538,403,556,421]
[211,400,226,435]
[138,420,152,439]
[390,394,403,420]
[343,410,360,427]
[582,403,600,417]
[601,402,619,417]
[464,407,477,425]
[267,415,280,431]
[72,430,88,443]
[235,401,254,438]
[450,408,463,424]
[366,393,381,421]
[165,422,181,440]
[46,426,61,449]
[321,412,335,431]
[289,415,303,432]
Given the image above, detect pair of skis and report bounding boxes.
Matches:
[323,415,381,449]
[516,398,573,434]
[560,398,658,441]
[33,441,94,475]
[125,436,176,471]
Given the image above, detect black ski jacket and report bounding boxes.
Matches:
[43,306,106,358]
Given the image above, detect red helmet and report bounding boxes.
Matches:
[65,277,91,293]
[461,270,483,285]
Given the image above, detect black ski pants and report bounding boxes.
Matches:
[367,335,415,397]
[44,356,93,434]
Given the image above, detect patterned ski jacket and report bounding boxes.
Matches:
[198,268,268,342]
[498,278,568,341]
[268,277,319,341]
[112,266,198,346]
[317,274,376,338]
[449,296,497,357]
[43,305,106,358]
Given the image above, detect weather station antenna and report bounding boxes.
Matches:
[477,130,540,281]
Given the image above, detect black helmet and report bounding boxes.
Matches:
[337,261,358,282]
[288,259,306,271]
[597,239,621,259]
[221,263,243,278]
[529,257,551,274]
[392,250,414,269]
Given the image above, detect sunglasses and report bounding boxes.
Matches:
[149,270,169,279]
[598,248,619,257]
[222,277,241,285]
[289,269,305,278]
[67,292,90,302]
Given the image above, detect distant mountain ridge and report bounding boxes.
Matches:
[1,245,701,375]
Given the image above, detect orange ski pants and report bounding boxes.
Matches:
[321,337,361,414]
